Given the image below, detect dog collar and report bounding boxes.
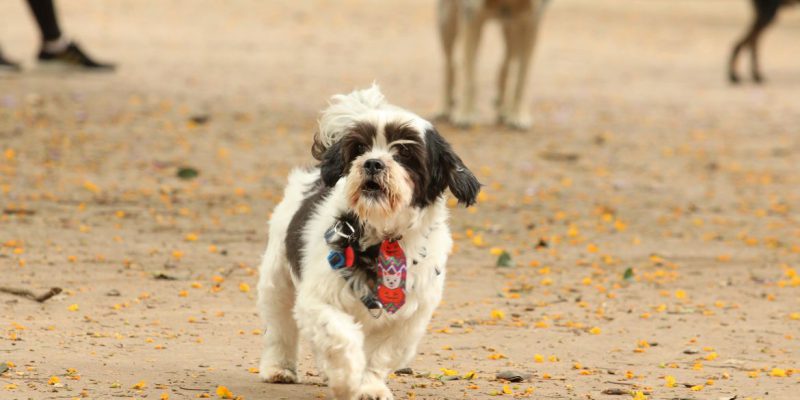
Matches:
[324,214,407,317]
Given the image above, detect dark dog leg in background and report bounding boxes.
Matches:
[729,0,780,84]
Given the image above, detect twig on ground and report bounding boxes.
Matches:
[0,286,62,302]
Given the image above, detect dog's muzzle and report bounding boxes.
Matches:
[361,159,385,196]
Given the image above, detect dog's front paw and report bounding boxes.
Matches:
[355,382,394,400]
[503,114,532,131]
[260,366,297,384]
[449,110,476,130]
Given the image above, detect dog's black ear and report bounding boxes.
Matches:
[319,140,346,187]
[424,127,481,207]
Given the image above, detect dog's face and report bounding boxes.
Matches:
[316,118,480,222]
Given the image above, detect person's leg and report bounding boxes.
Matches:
[26,0,116,70]
[27,0,63,43]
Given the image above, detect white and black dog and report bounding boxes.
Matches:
[439,0,549,130]
[257,85,480,400]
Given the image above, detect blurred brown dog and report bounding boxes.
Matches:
[729,0,798,83]
[438,0,548,130]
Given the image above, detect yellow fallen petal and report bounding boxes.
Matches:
[215,386,234,399]
[440,368,458,376]
[490,309,505,320]
[770,368,787,377]
[632,391,647,400]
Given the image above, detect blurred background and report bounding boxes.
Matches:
[1,1,799,399]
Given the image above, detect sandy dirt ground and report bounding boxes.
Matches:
[2,1,800,399]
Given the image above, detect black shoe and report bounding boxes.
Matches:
[38,42,115,71]
[0,49,21,72]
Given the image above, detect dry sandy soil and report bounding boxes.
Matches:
[1,1,800,399]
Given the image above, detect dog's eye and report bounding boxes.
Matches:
[395,145,411,157]
[356,144,367,155]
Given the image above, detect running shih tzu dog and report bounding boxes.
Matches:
[257,85,480,400]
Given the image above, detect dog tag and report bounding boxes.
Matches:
[376,239,406,314]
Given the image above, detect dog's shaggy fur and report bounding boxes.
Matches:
[257,85,480,400]
[438,0,549,130]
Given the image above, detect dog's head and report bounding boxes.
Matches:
[312,91,479,223]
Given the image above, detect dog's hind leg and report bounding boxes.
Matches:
[496,23,515,125]
[729,0,780,84]
[257,241,299,384]
[750,1,780,83]
[451,11,486,129]
[437,0,459,121]
[504,8,543,131]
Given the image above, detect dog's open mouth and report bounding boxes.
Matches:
[361,179,383,195]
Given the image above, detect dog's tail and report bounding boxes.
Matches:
[312,84,386,161]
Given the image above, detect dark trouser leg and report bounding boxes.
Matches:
[26,0,62,41]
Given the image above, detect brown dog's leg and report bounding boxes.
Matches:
[438,0,459,121]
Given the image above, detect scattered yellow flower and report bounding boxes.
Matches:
[83,181,100,194]
[185,233,199,241]
[132,380,147,390]
[440,368,458,376]
[770,368,787,377]
[589,327,601,335]
[67,304,79,312]
[490,309,505,320]
[239,283,250,293]
[215,386,234,399]
[534,354,544,363]
[48,376,60,385]
[665,375,676,387]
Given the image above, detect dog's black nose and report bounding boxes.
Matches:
[363,159,385,175]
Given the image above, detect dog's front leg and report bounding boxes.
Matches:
[359,308,436,400]
[296,298,366,400]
